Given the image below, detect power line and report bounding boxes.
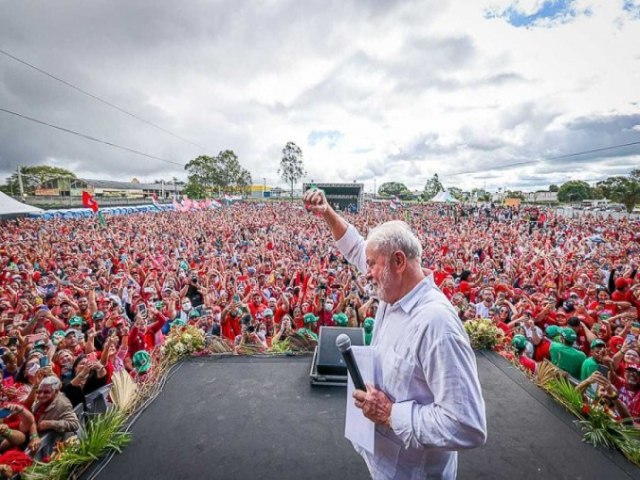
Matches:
[441,140,640,178]
[0,47,208,151]
[0,107,186,167]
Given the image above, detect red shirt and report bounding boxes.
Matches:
[222,314,240,341]
[619,387,640,420]
[128,313,167,356]
[534,338,552,362]
[433,270,447,287]
[248,302,266,319]
[519,354,536,375]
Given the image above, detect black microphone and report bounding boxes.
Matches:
[336,334,366,391]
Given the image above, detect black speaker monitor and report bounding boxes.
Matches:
[316,326,365,376]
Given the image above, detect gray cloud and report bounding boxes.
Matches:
[0,0,637,195]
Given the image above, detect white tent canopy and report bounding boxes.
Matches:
[429,190,460,203]
[0,192,43,216]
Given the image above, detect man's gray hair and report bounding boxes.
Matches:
[366,221,422,261]
[39,375,62,391]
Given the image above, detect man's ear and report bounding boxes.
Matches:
[392,251,407,272]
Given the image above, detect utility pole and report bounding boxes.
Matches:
[161,180,164,199]
[373,178,377,200]
[17,165,25,197]
[263,177,266,198]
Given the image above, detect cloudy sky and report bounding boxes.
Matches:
[1,0,639,193]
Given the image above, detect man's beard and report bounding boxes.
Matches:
[374,263,392,302]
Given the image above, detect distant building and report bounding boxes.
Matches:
[247,184,272,199]
[524,191,558,203]
[35,178,183,199]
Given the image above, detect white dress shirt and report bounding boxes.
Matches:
[337,225,487,480]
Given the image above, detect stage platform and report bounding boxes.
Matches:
[83,352,640,480]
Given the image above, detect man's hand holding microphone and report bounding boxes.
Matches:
[336,333,393,428]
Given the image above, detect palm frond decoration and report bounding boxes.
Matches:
[22,408,131,480]
[208,336,234,353]
[545,377,583,417]
[269,337,292,354]
[536,360,562,389]
[110,370,139,414]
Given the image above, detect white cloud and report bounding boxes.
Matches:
[0,0,638,195]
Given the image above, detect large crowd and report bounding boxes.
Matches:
[0,199,638,475]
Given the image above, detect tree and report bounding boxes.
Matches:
[422,174,444,200]
[378,182,411,198]
[595,175,640,213]
[505,190,525,200]
[183,181,207,199]
[278,142,306,201]
[184,150,252,198]
[557,180,592,203]
[448,187,464,201]
[2,165,76,196]
[471,188,491,202]
[216,150,252,195]
[549,184,559,192]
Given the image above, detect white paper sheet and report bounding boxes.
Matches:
[344,345,375,454]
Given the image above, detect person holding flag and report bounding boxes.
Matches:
[82,191,105,226]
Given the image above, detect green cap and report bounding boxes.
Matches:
[69,316,84,327]
[561,327,577,344]
[545,325,561,339]
[51,330,66,345]
[363,317,375,333]
[590,339,606,349]
[92,311,105,321]
[333,312,348,327]
[172,319,187,328]
[132,350,151,373]
[512,334,528,351]
[189,309,200,318]
[303,313,319,325]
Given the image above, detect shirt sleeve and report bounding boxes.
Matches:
[335,224,367,273]
[389,332,487,450]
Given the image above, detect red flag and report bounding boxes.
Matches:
[82,191,99,213]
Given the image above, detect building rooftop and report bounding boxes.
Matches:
[80,179,182,191]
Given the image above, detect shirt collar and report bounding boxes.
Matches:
[393,275,434,314]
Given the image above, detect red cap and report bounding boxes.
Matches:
[625,363,640,372]
[615,278,631,289]
[608,335,624,353]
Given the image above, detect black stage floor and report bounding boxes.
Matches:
[85,352,640,480]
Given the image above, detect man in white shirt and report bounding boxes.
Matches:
[473,290,495,319]
[304,189,487,480]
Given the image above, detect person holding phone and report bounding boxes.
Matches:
[580,339,612,381]
[27,376,80,450]
[62,354,108,407]
[0,403,35,453]
[127,305,168,357]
